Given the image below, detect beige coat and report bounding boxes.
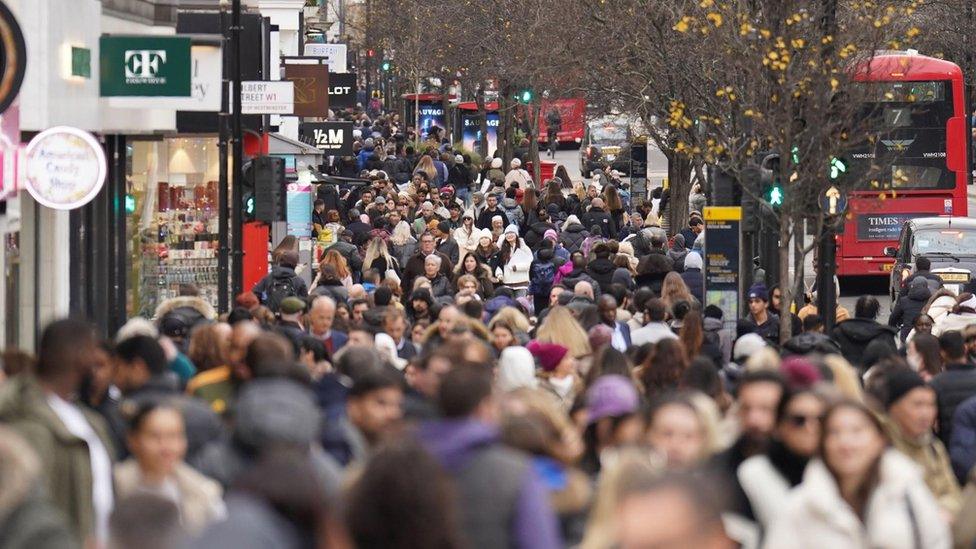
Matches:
[114,459,225,535]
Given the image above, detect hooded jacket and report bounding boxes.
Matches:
[417,419,561,549]
[829,318,897,370]
[703,316,732,364]
[524,221,557,249]
[559,217,588,253]
[253,266,309,307]
[580,207,614,239]
[585,256,617,293]
[153,295,217,324]
[763,451,950,549]
[889,278,932,341]
[500,197,525,230]
[668,234,690,272]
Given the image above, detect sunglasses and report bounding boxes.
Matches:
[786,414,824,427]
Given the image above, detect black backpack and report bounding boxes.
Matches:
[264,275,298,312]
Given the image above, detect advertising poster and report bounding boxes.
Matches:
[704,206,741,345]
[461,112,499,156]
[417,102,445,139]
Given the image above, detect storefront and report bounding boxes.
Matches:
[125,136,221,318]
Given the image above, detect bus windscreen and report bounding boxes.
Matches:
[849,80,954,191]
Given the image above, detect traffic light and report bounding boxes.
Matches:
[516,88,534,103]
[242,156,285,223]
[381,60,392,71]
[124,193,136,214]
[760,153,783,209]
[828,156,848,180]
[367,49,375,58]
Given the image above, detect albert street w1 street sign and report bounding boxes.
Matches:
[100,36,191,97]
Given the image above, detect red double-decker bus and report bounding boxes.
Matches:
[837,52,969,277]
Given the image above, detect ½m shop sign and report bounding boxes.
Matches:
[100,36,191,97]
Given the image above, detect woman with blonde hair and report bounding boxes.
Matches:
[319,249,352,289]
[413,155,438,183]
[602,185,625,232]
[362,236,399,280]
[389,220,417,267]
[187,323,231,374]
[660,271,696,313]
[536,305,591,358]
[489,306,532,343]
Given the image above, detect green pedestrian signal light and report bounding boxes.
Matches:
[517,89,534,103]
[768,185,784,207]
[381,60,391,71]
[829,156,848,180]
[124,193,136,214]
[244,195,255,216]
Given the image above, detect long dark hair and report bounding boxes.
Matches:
[678,311,704,361]
[638,339,689,396]
[820,400,887,521]
[911,333,944,378]
[499,235,522,264]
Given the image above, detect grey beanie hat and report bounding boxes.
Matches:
[234,379,321,448]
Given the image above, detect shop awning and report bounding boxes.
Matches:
[267,133,323,157]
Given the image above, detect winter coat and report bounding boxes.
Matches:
[476,207,509,231]
[0,375,115,543]
[560,268,601,298]
[933,311,976,337]
[524,221,557,249]
[496,241,534,287]
[391,239,418,269]
[763,451,950,549]
[417,419,561,549]
[559,222,588,253]
[326,240,364,274]
[781,332,842,356]
[529,249,557,297]
[252,265,309,309]
[500,198,525,230]
[829,318,898,370]
[505,168,532,188]
[634,250,674,294]
[436,237,460,266]
[889,281,932,341]
[927,295,957,324]
[703,316,732,365]
[930,363,976,447]
[402,251,453,295]
[580,207,615,239]
[668,234,690,272]
[453,226,480,255]
[114,460,225,535]
[427,275,453,301]
[883,418,961,515]
[738,441,810,530]
[153,295,217,325]
[949,395,976,483]
[681,268,704,306]
[585,257,617,294]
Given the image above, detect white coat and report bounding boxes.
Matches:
[453,224,480,255]
[738,454,792,530]
[932,311,976,337]
[495,237,533,286]
[763,450,950,549]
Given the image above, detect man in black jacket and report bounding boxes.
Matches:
[476,193,509,230]
[401,232,453,295]
[830,295,898,371]
[899,256,944,298]
[580,198,615,239]
[434,221,460,267]
[931,331,976,446]
[326,231,364,279]
[252,250,309,310]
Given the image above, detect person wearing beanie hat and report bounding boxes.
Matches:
[582,375,641,473]
[491,157,503,169]
[528,340,579,409]
[739,282,780,342]
[543,228,559,242]
[496,226,534,293]
[881,368,962,513]
[505,157,532,189]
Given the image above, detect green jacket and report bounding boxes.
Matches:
[0,375,114,543]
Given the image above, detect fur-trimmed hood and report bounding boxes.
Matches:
[153,295,217,321]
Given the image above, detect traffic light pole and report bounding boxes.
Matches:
[217,7,229,314]
[817,217,839,332]
[231,0,244,299]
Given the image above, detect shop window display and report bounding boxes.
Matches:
[127,138,221,318]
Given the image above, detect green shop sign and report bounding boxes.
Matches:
[100,36,191,97]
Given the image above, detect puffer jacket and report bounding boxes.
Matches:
[559,221,588,254]
[703,316,731,365]
[950,395,976,483]
[763,451,950,549]
[496,241,534,287]
[889,279,932,341]
[933,311,976,337]
[524,221,557,249]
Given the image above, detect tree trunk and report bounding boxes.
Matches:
[790,218,807,334]
[476,85,489,158]
[778,215,793,342]
[440,76,452,143]
[666,155,693,234]
[527,103,541,187]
